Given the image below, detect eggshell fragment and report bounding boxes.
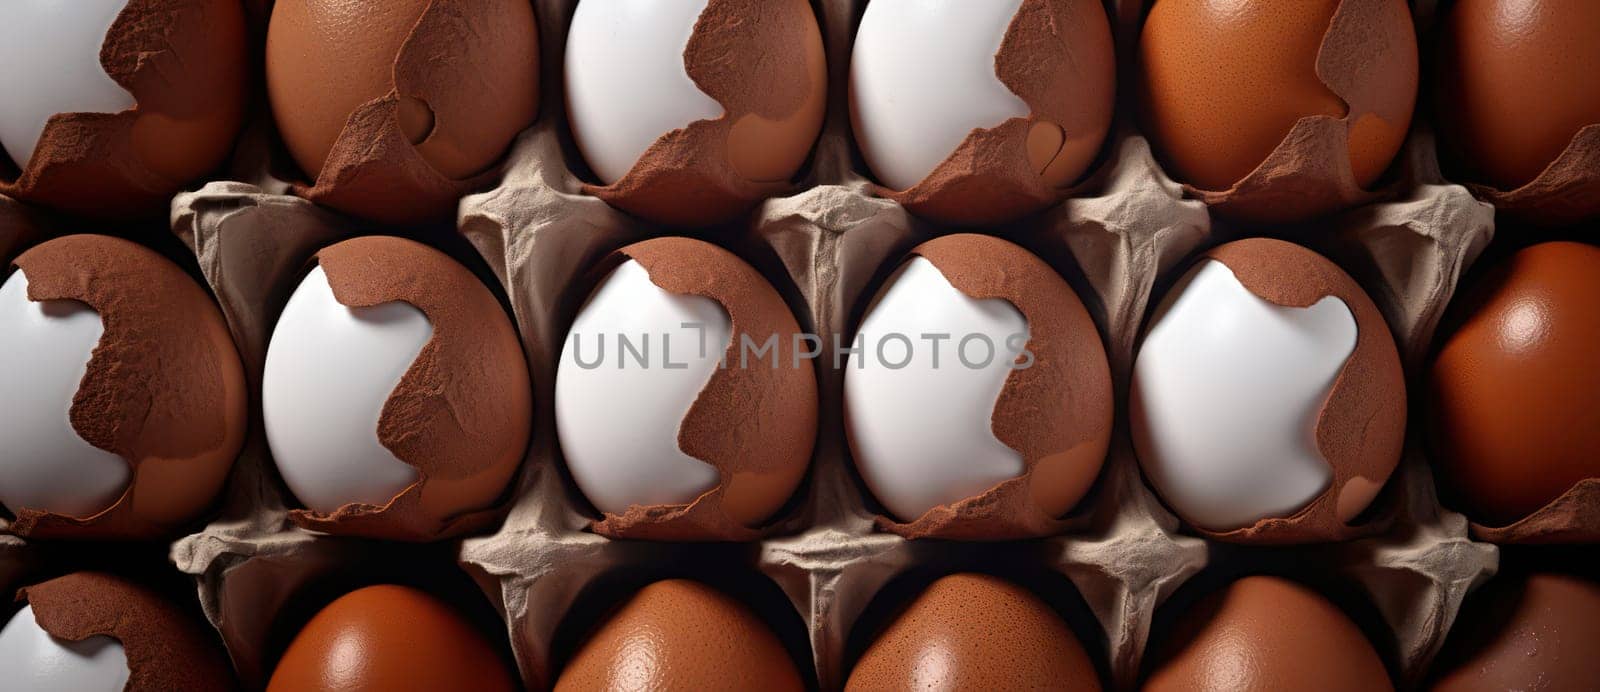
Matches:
[0,605,129,691]
[845,234,1112,539]
[1429,573,1600,691]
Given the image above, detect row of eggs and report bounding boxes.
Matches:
[2,1,1597,225]
[4,231,1595,543]
[5,568,1597,689]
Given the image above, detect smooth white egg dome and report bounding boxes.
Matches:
[556,259,731,514]
[565,0,724,184]
[263,266,431,514]
[0,269,130,519]
[844,257,1029,521]
[1130,260,1358,531]
[850,0,1030,190]
[0,0,136,168]
[0,605,130,692]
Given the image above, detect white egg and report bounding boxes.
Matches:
[555,259,732,513]
[262,266,431,514]
[0,605,130,692]
[565,0,723,184]
[1130,260,1358,531]
[0,0,135,169]
[0,269,130,519]
[850,0,1030,190]
[844,257,1030,521]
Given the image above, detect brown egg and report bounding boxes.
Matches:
[266,0,539,224]
[1139,0,1417,218]
[1146,575,1391,691]
[847,573,1101,690]
[2,235,247,540]
[1428,242,1600,532]
[1436,1,1600,191]
[268,584,516,691]
[1429,573,1600,691]
[555,579,803,692]
[0,0,248,218]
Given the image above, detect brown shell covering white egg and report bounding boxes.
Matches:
[17,572,234,691]
[267,0,539,225]
[1139,0,1417,222]
[581,0,827,228]
[286,236,531,541]
[6,235,247,540]
[882,0,1115,226]
[585,237,817,541]
[873,234,1113,540]
[1179,239,1405,543]
[0,0,248,219]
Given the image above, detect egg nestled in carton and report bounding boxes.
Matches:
[1429,573,1600,691]
[262,236,531,541]
[844,234,1113,539]
[564,0,827,227]
[0,0,248,218]
[849,0,1116,225]
[1130,238,1405,543]
[555,237,817,541]
[1138,0,1418,222]
[266,0,540,224]
[0,235,247,540]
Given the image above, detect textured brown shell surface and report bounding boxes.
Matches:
[20,572,235,692]
[1429,573,1600,691]
[8,235,247,540]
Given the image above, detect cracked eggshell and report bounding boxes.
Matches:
[1428,242,1600,542]
[7,572,233,691]
[844,234,1112,540]
[554,580,804,692]
[555,237,817,541]
[1436,0,1600,226]
[850,0,1115,225]
[266,0,539,224]
[0,0,248,219]
[566,0,826,228]
[0,235,246,540]
[1138,0,1417,222]
[845,574,1102,691]
[1429,573,1600,692]
[262,236,531,542]
[1130,238,1405,543]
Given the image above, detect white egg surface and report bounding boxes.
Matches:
[0,0,135,169]
[0,605,130,692]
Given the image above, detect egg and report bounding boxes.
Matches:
[1436,1,1600,191]
[565,0,826,227]
[263,236,531,541]
[1428,242,1600,530]
[1,572,233,690]
[0,235,246,540]
[844,234,1112,538]
[1146,575,1391,691]
[1138,0,1417,219]
[268,584,516,691]
[555,237,816,540]
[846,573,1101,690]
[266,0,539,224]
[1130,238,1404,542]
[555,579,803,692]
[1429,573,1600,691]
[0,0,248,218]
[850,0,1115,225]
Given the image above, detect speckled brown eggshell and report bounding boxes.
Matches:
[0,0,248,219]
[1429,573,1600,692]
[845,573,1102,691]
[267,584,517,692]
[266,0,539,225]
[554,579,804,692]
[7,235,247,540]
[1436,0,1600,226]
[18,572,235,691]
[1145,576,1392,692]
[286,236,532,542]
[1138,0,1417,222]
